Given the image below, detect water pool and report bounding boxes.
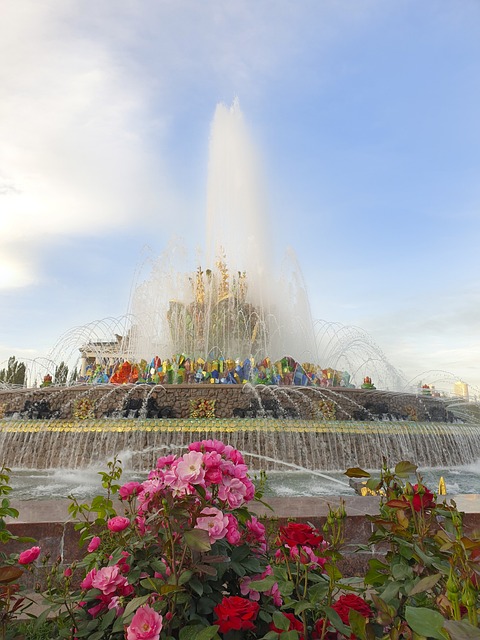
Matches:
[9,461,480,501]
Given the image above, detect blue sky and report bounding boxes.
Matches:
[1,1,479,394]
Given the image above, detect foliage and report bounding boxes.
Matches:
[0,466,36,639]
[54,361,69,385]
[68,366,79,385]
[0,356,26,386]
[345,459,480,639]
[6,448,480,639]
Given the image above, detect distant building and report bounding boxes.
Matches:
[78,335,129,377]
[454,381,469,399]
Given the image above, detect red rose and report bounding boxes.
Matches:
[411,484,435,512]
[279,522,323,548]
[332,594,373,625]
[270,613,304,639]
[214,596,259,634]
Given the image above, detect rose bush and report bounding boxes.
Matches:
[36,440,375,640]
[6,448,480,639]
[0,466,39,639]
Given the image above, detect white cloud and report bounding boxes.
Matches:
[0,1,385,293]
[0,251,36,289]
[0,0,167,290]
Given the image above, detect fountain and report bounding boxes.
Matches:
[1,100,480,486]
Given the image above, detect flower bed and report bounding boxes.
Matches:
[2,447,480,639]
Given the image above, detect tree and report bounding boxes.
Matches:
[68,366,78,385]
[54,361,69,385]
[0,356,26,386]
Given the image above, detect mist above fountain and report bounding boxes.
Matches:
[125,100,318,367]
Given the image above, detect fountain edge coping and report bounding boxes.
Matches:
[8,494,480,525]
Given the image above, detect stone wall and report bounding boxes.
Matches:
[5,495,480,589]
[0,384,456,422]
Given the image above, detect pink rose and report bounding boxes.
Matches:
[156,454,176,469]
[218,475,247,508]
[18,546,41,565]
[195,507,228,542]
[108,595,124,615]
[189,439,225,454]
[126,604,163,640]
[107,516,130,532]
[88,536,101,552]
[81,567,97,590]
[91,565,129,596]
[119,481,143,500]
[246,517,267,554]
[226,513,241,545]
[175,450,205,485]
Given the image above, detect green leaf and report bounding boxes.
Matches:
[180,625,220,640]
[364,566,387,587]
[231,545,251,562]
[323,562,342,581]
[139,577,168,592]
[394,461,417,477]
[99,606,117,630]
[349,608,367,640]
[344,467,371,478]
[230,561,246,577]
[408,573,442,596]
[279,632,300,640]
[443,620,480,640]
[178,569,194,585]
[405,606,448,640]
[293,600,313,615]
[272,611,290,631]
[366,477,381,489]
[150,559,167,574]
[112,615,125,632]
[122,595,150,620]
[380,580,401,603]
[196,596,217,615]
[413,543,435,568]
[276,580,294,596]
[196,626,220,640]
[248,575,276,591]
[86,618,100,631]
[370,594,391,614]
[308,580,329,601]
[188,575,204,596]
[392,562,413,581]
[184,529,211,552]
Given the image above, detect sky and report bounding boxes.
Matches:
[1,0,479,395]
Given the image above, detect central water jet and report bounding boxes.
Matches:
[125,99,319,365]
